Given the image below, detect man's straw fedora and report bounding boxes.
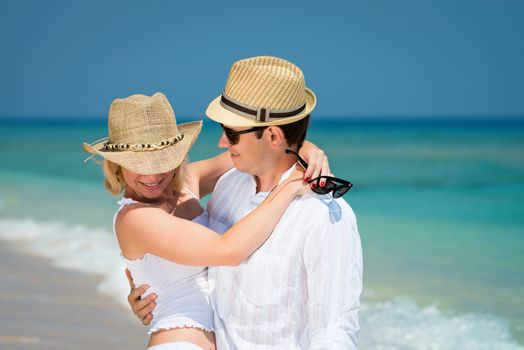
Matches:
[83,92,202,175]
[206,56,316,127]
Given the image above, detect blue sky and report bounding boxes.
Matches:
[0,0,523,119]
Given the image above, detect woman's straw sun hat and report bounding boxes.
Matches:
[83,92,202,175]
[206,56,316,127]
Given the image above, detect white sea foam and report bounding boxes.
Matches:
[359,297,524,350]
[0,217,129,306]
[0,217,522,349]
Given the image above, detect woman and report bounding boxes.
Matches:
[84,92,329,350]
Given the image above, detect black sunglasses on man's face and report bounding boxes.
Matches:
[285,149,353,198]
[220,124,267,145]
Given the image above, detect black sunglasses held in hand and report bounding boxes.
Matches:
[285,149,353,198]
[220,124,267,145]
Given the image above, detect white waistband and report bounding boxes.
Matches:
[147,341,205,350]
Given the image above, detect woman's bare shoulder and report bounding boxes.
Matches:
[116,203,168,234]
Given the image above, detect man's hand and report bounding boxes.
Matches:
[125,268,157,326]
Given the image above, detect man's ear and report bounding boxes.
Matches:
[265,126,286,149]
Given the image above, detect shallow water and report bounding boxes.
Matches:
[1,118,523,349]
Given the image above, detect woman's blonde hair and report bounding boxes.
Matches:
[103,159,187,196]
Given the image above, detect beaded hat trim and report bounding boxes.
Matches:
[101,133,185,152]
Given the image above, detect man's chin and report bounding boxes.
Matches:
[232,160,249,174]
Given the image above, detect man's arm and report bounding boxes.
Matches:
[303,204,363,349]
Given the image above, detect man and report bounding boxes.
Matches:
[129,56,363,349]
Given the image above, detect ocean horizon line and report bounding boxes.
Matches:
[2,115,524,127]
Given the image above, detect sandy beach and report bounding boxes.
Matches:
[0,242,147,350]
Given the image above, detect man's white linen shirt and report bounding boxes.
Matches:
[196,167,363,350]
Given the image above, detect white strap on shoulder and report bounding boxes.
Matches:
[182,188,199,200]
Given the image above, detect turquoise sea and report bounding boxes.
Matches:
[1,118,523,349]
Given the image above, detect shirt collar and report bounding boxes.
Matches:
[248,165,296,205]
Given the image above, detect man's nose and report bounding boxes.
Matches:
[218,130,230,149]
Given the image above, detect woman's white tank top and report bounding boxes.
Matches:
[114,196,214,334]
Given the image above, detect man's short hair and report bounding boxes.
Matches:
[256,115,310,148]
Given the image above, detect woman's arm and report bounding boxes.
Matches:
[116,170,307,266]
[186,141,331,199]
[186,151,233,199]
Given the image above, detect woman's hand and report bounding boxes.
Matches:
[298,141,331,184]
[279,167,311,197]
